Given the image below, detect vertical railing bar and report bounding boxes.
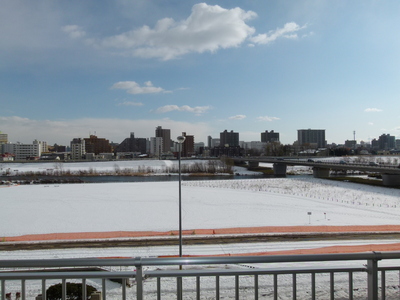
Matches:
[330,272,334,300]
[216,275,220,300]
[381,270,386,300]
[196,276,200,300]
[122,278,126,300]
[292,273,297,300]
[42,279,46,300]
[21,279,26,300]
[82,278,87,300]
[254,274,259,300]
[274,274,278,300]
[177,277,182,300]
[311,273,316,300]
[1,279,5,300]
[367,258,379,300]
[157,277,161,300]
[235,275,239,300]
[102,278,106,300]
[348,272,353,300]
[136,265,143,300]
[62,278,66,300]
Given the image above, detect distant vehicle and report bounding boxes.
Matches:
[369,162,379,166]
[339,160,347,164]
[277,158,284,161]
[307,159,314,162]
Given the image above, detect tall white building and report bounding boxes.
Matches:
[149,137,163,158]
[70,138,86,160]
[3,140,46,160]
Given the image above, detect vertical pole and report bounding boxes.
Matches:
[367,258,378,300]
[136,263,143,300]
[179,144,182,260]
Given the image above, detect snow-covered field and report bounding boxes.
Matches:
[2,177,400,237]
[2,160,400,299]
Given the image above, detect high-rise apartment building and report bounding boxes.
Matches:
[84,135,112,155]
[220,130,239,147]
[297,129,326,148]
[70,138,86,160]
[115,132,147,154]
[149,137,163,158]
[155,126,171,153]
[181,132,194,157]
[378,134,395,150]
[261,130,279,143]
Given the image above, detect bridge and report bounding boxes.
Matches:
[234,157,400,186]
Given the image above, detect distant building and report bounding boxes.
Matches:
[261,130,279,143]
[3,140,46,160]
[114,132,147,154]
[149,137,163,158]
[0,132,7,144]
[181,132,194,157]
[70,138,85,160]
[378,134,395,150]
[297,129,326,148]
[84,135,112,155]
[344,140,357,149]
[155,126,171,153]
[220,130,239,147]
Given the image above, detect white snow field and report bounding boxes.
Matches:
[2,177,400,237]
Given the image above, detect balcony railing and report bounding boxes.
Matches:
[1,251,400,299]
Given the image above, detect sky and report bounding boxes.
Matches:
[1,0,400,146]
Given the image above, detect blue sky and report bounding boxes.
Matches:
[1,0,399,146]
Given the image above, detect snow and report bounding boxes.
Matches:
[2,177,400,237]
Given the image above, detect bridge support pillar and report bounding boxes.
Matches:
[248,161,259,168]
[382,174,400,186]
[313,168,330,178]
[273,163,287,176]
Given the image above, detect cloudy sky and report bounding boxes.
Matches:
[1,0,399,146]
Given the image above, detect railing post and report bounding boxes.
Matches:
[135,257,143,300]
[367,252,381,300]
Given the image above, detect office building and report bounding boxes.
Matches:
[297,129,326,148]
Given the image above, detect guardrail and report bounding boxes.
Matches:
[1,252,400,299]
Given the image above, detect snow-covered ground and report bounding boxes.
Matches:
[2,160,400,299]
[2,177,400,237]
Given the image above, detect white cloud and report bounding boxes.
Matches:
[0,116,212,145]
[111,81,167,94]
[62,4,305,60]
[154,105,211,115]
[62,25,86,39]
[117,101,143,107]
[249,22,305,45]
[229,115,246,120]
[92,3,257,60]
[368,122,374,126]
[364,108,383,112]
[256,116,280,122]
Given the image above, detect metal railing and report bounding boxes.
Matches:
[1,252,400,299]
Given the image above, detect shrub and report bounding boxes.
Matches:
[46,282,97,300]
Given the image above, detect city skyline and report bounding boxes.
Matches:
[1,1,400,145]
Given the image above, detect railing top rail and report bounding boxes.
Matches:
[1,251,399,269]
[0,270,136,280]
